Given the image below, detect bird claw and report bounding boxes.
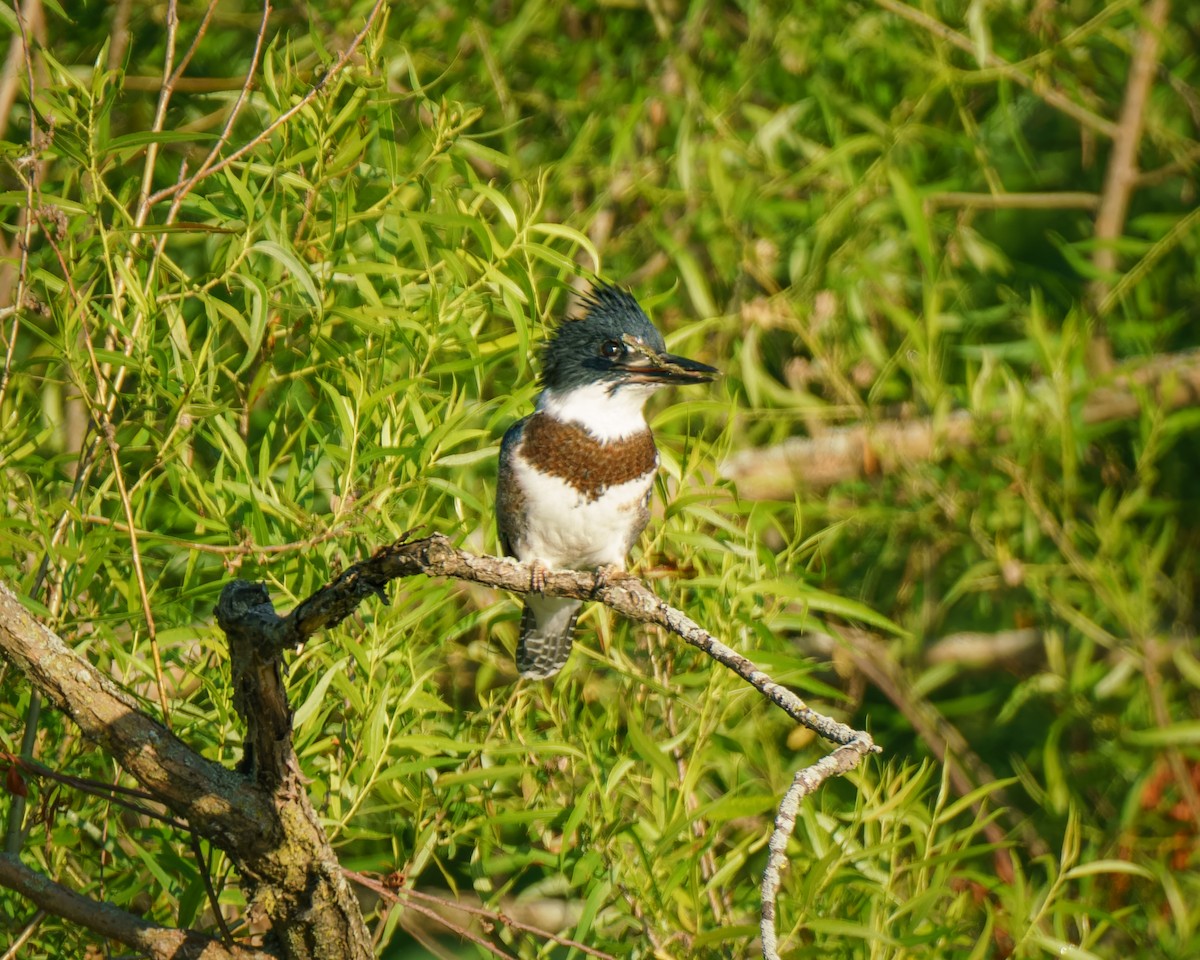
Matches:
[593,563,630,595]
[529,560,549,594]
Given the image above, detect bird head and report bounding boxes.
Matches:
[540,283,718,395]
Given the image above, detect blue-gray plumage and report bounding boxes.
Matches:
[496,283,718,679]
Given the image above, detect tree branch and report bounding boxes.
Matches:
[223,535,879,751]
[0,854,276,960]
[214,536,879,959]
[0,578,374,959]
[4,532,877,958]
[721,347,1200,497]
[0,582,275,853]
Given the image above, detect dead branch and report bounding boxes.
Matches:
[722,347,1200,497]
[759,742,872,960]
[262,535,879,751]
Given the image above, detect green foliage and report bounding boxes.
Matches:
[1,1,1199,957]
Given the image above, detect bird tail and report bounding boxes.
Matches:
[516,595,582,679]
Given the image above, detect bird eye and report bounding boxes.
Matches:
[601,340,622,359]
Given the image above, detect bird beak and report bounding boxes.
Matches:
[616,334,720,385]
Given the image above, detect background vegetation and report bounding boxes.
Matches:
[1,0,1198,957]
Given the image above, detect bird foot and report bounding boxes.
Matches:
[528,560,549,594]
[593,563,632,595]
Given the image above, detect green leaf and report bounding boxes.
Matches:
[252,240,323,314]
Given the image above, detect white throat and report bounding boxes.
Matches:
[537,382,658,441]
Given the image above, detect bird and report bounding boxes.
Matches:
[496,282,718,679]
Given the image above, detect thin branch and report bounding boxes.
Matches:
[0,854,276,960]
[190,833,236,947]
[156,0,272,215]
[0,0,44,414]
[2,0,52,859]
[134,0,180,218]
[345,871,619,960]
[873,0,1118,138]
[1,752,190,831]
[927,191,1101,210]
[105,0,133,71]
[30,205,171,726]
[123,73,282,93]
[0,907,45,959]
[0,0,40,136]
[1088,0,1172,370]
[1134,142,1200,187]
[345,876,516,960]
[146,0,385,208]
[82,513,350,559]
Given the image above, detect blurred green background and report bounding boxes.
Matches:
[1,0,1198,956]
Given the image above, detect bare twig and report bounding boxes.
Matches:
[82,513,350,559]
[190,833,236,947]
[759,743,875,960]
[155,0,272,216]
[1,752,190,831]
[0,907,45,959]
[134,0,180,218]
[1088,0,1172,369]
[0,0,41,136]
[1134,142,1200,187]
[0,855,276,960]
[106,0,133,71]
[2,0,52,860]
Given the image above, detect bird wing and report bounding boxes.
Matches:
[495,416,528,559]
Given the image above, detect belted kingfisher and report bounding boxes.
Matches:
[496,282,718,679]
